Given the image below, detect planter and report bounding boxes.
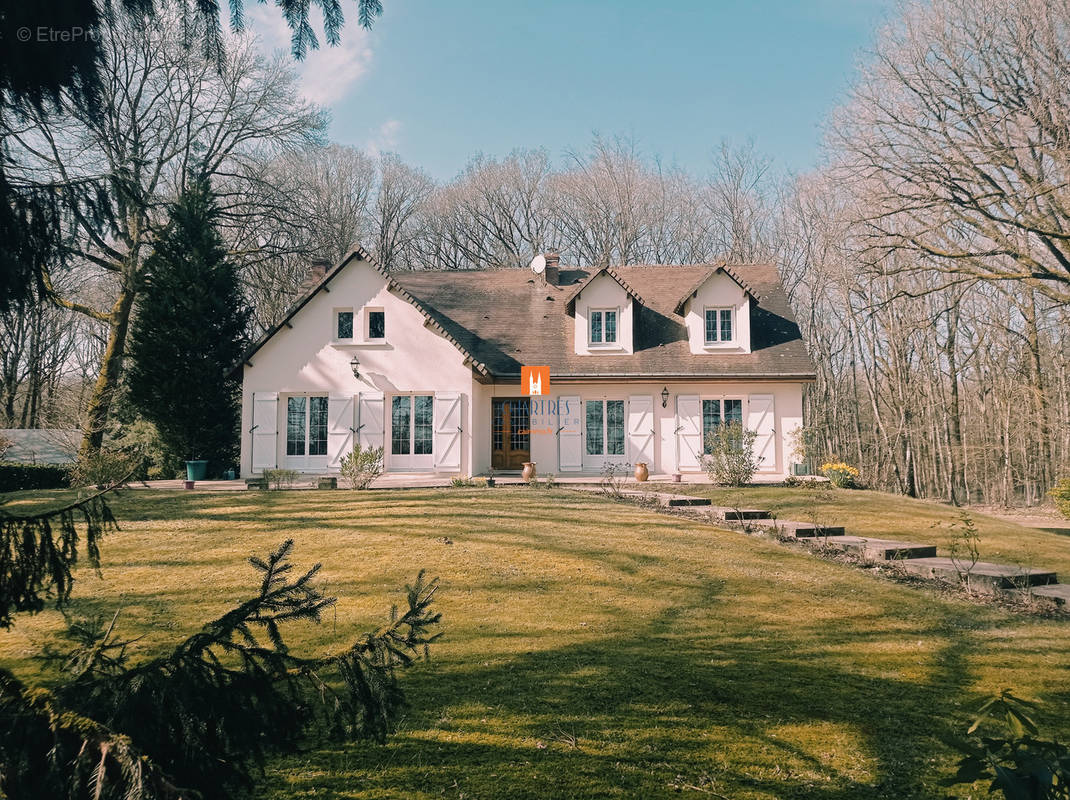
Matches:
[521,462,537,481]
[183,480,195,490]
[185,460,208,481]
[486,477,496,487]
[791,462,810,477]
[634,462,649,482]
[672,473,682,483]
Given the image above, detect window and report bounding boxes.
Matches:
[589,309,618,345]
[286,396,328,456]
[336,310,353,340]
[367,309,385,340]
[585,399,625,455]
[704,307,734,344]
[391,394,434,456]
[702,398,743,454]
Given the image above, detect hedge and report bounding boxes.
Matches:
[0,463,71,492]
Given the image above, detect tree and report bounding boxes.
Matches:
[126,178,250,474]
[3,7,325,457]
[834,0,1070,304]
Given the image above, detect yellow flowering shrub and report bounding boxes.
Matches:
[820,462,860,489]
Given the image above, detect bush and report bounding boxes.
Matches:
[820,462,860,489]
[1050,478,1070,519]
[111,418,184,480]
[68,449,140,488]
[0,463,71,492]
[339,444,384,490]
[702,421,761,487]
[262,469,299,490]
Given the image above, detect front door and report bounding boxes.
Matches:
[583,398,628,472]
[492,398,530,470]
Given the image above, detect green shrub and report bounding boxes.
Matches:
[339,444,383,490]
[702,421,761,487]
[1050,478,1070,519]
[0,463,71,492]
[450,475,480,488]
[262,469,299,490]
[68,449,140,488]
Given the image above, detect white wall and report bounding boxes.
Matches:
[240,257,477,476]
[469,381,804,479]
[682,271,752,354]
[573,273,634,355]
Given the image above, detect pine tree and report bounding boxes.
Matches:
[127,178,250,476]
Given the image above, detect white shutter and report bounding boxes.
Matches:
[433,392,463,471]
[627,395,655,466]
[251,392,278,471]
[557,395,582,472]
[327,394,356,470]
[748,393,776,472]
[676,395,702,472]
[357,392,385,452]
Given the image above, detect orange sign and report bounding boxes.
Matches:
[521,366,550,396]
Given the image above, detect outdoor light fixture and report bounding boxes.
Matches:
[661,387,670,408]
[349,356,360,378]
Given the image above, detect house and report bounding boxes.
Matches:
[1,429,80,465]
[237,247,815,479]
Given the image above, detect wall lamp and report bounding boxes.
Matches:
[661,386,670,408]
[350,356,360,378]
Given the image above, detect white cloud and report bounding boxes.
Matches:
[240,5,374,106]
[366,119,402,157]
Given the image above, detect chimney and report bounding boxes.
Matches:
[543,250,560,285]
[301,259,331,293]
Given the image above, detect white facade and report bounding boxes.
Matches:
[239,255,808,480]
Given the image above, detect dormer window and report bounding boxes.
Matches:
[336,310,354,340]
[704,307,734,344]
[367,309,385,340]
[589,309,618,345]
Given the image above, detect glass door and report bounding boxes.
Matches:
[389,394,434,470]
[284,395,328,470]
[583,398,627,471]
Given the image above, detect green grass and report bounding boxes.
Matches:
[646,482,1070,578]
[2,487,1069,799]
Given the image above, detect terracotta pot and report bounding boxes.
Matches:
[521,462,536,481]
[634,462,649,482]
[672,473,682,483]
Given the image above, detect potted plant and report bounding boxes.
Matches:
[486,466,496,487]
[672,472,682,483]
[634,462,649,482]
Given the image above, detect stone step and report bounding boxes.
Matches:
[747,519,846,537]
[714,507,771,521]
[899,557,1057,593]
[823,536,938,560]
[662,494,712,507]
[1014,583,1070,607]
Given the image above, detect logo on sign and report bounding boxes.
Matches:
[521,366,550,396]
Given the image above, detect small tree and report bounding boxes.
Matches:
[702,421,761,487]
[1050,478,1070,519]
[126,177,250,477]
[340,443,384,489]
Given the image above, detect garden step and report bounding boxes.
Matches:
[713,507,771,521]
[899,557,1057,593]
[662,494,712,507]
[1015,584,1070,607]
[748,519,846,537]
[822,536,937,560]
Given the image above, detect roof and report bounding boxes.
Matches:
[237,251,815,382]
[391,263,815,380]
[672,263,760,315]
[1,429,80,464]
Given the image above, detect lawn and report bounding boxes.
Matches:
[2,486,1069,799]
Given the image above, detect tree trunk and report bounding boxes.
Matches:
[79,283,137,456]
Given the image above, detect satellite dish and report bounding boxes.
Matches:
[529,254,546,274]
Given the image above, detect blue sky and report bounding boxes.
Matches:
[253,0,892,181]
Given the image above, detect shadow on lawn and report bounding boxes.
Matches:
[260,599,1003,800]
